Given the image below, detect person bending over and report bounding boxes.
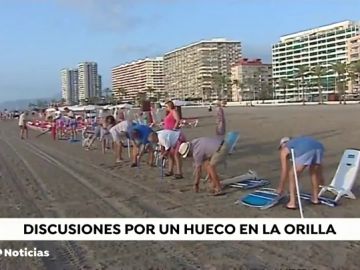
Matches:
[107,116,132,163]
[277,136,325,209]
[148,129,185,179]
[178,137,229,196]
[129,124,154,168]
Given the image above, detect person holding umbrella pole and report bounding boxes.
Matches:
[277,136,325,212]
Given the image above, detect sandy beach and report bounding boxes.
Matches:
[0,105,359,269]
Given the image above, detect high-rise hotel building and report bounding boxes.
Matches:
[78,62,99,102]
[112,57,164,102]
[272,21,360,100]
[164,39,241,101]
[61,69,79,105]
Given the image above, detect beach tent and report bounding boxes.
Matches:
[83,105,101,111]
[45,108,56,113]
[115,104,133,110]
[172,100,189,106]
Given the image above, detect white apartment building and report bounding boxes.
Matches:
[112,57,164,102]
[78,62,99,102]
[231,59,272,102]
[347,35,360,93]
[61,69,78,105]
[272,20,360,101]
[164,38,241,101]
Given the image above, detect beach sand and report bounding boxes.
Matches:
[0,105,359,269]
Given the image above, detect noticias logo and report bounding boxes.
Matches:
[0,248,49,257]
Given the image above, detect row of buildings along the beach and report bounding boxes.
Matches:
[61,62,102,105]
[61,20,360,104]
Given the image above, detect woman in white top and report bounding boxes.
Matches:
[105,116,132,163]
[18,111,29,139]
[148,129,186,179]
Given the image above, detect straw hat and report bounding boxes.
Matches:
[179,142,191,158]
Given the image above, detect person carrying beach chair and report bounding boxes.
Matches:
[178,137,230,196]
[277,136,325,210]
[128,124,155,168]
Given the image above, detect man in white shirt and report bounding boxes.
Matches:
[105,116,132,163]
[19,111,29,139]
[148,129,185,179]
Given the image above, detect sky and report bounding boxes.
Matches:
[0,0,359,102]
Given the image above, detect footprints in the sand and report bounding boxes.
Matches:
[99,161,133,171]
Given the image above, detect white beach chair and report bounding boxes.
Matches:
[319,148,360,202]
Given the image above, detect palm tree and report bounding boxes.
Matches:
[279,78,290,103]
[146,86,155,101]
[155,91,161,102]
[244,75,261,104]
[103,88,111,104]
[295,65,309,105]
[232,79,240,101]
[348,60,360,95]
[311,65,327,104]
[109,93,116,105]
[331,62,347,104]
[201,88,211,102]
[238,82,246,101]
[259,82,272,103]
[136,92,147,106]
[212,72,230,100]
[271,78,278,100]
[117,87,126,103]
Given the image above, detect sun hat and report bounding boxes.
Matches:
[179,142,191,158]
[278,137,290,149]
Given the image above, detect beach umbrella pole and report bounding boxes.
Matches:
[136,154,140,176]
[160,157,165,182]
[290,148,304,219]
[36,128,51,138]
[127,139,131,159]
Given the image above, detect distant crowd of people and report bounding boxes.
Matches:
[4,100,327,206]
[0,110,19,120]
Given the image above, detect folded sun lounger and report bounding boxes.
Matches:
[299,192,337,207]
[221,170,258,186]
[229,179,270,190]
[240,188,285,209]
[222,170,269,189]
